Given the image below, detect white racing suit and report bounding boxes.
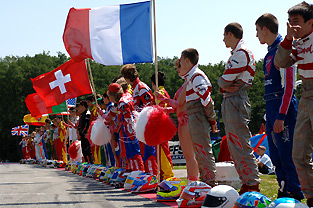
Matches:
[183,65,217,186]
[218,39,260,186]
[275,32,313,199]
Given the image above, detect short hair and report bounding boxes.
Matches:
[102,92,109,99]
[45,118,51,124]
[120,64,138,82]
[224,22,243,39]
[181,48,199,65]
[69,107,76,112]
[115,77,128,92]
[151,71,166,86]
[112,75,123,83]
[86,95,95,102]
[255,13,279,34]
[258,146,266,151]
[79,100,88,108]
[288,1,313,24]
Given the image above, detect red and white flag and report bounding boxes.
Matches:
[31,60,92,107]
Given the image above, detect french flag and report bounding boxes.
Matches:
[63,1,153,66]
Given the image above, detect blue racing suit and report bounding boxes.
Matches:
[264,34,303,197]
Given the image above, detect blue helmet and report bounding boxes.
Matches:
[233,192,271,208]
[267,197,308,208]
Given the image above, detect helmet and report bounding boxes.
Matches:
[201,185,239,208]
[157,177,187,202]
[267,197,308,208]
[98,166,109,182]
[110,168,126,186]
[176,181,212,208]
[94,166,105,179]
[131,173,158,193]
[46,160,55,168]
[124,170,145,191]
[233,192,271,208]
[114,169,132,188]
[102,167,118,183]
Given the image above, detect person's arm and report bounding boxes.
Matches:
[274,23,298,68]
[273,66,296,133]
[155,91,180,108]
[218,50,248,90]
[192,75,219,133]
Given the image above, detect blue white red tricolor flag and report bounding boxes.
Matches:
[11,125,29,136]
[63,1,153,65]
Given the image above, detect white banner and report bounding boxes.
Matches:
[169,141,186,164]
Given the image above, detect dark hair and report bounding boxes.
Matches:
[55,115,62,119]
[86,95,95,102]
[224,22,243,39]
[151,71,166,86]
[79,100,88,108]
[102,92,109,99]
[120,64,138,82]
[69,107,76,112]
[288,1,313,24]
[255,13,279,34]
[181,48,199,65]
[45,118,51,124]
[112,75,123,83]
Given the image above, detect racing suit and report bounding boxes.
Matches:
[218,39,260,186]
[154,86,174,180]
[264,34,302,197]
[183,64,217,186]
[115,92,144,171]
[275,32,313,199]
[132,77,158,175]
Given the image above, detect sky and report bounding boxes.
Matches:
[0,0,301,65]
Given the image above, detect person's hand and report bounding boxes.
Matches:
[286,22,301,40]
[211,123,220,133]
[273,119,284,133]
[223,83,240,93]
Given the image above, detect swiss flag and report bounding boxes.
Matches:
[31,60,92,107]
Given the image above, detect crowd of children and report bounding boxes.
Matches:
[18,2,313,207]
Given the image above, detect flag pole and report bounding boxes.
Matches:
[152,0,161,184]
[86,59,98,105]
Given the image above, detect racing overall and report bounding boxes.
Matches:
[115,92,144,171]
[218,39,260,186]
[132,77,158,175]
[275,32,313,199]
[184,65,217,186]
[264,34,302,197]
[154,86,174,180]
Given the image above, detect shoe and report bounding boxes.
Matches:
[307,197,313,207]
[277,190,289,198]
[239,184,260,195]
[288,192,304,201]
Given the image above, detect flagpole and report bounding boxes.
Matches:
[86,59,98,105]
[152,0,161,184]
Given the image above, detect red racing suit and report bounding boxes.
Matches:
[115,92,144,171]
[132,77,158,175]
[153,86,174,180]
[275,32,313,198]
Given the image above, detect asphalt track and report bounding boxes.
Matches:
[0,163,185,208]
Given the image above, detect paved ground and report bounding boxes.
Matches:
[0,163,186,208]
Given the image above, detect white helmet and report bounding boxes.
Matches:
[201,185,239,208]
[267,197,309,208]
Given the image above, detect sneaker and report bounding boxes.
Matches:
[307,197,313,207]
[239,184,260,195]
[277,190,289,198]
[288,192,304,201]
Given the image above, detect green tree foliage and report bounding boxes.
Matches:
[0,53,268,161]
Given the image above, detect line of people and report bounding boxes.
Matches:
[19,2,313,206]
